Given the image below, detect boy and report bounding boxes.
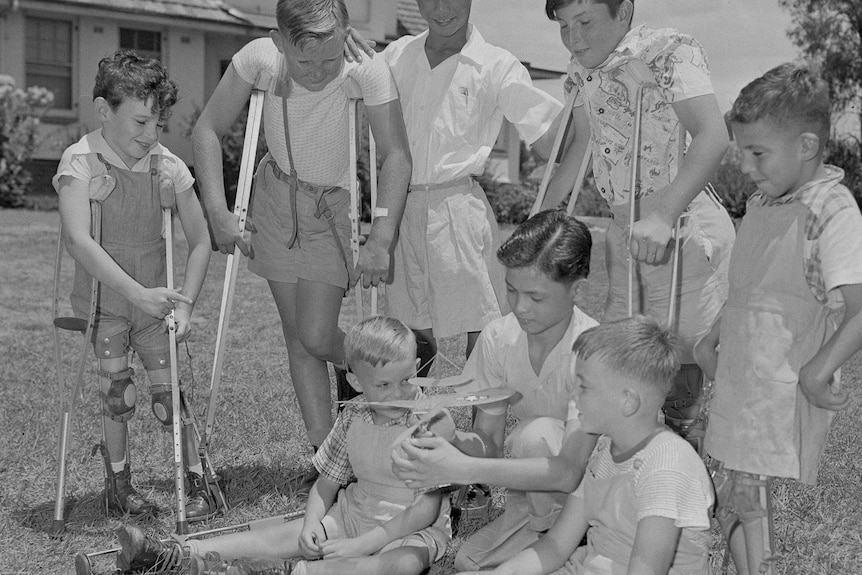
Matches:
[539,0,736,439]
[380,0,563,370]
[460,316,714,575]
[192,0,411,462]
[54,51,219,520]
[116,316,452,575]
[393,211,598,570]
[695,63,862,575]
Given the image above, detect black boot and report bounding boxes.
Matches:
[186,471,223,522]
[107,464,158,516]
[116,524,186,573]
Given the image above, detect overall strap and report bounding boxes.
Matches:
[281,84,301,249]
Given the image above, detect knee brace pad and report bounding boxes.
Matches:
[99,368,137,422]
[150,383,175,428]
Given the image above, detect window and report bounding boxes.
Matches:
[25,17,73,110]
[119,28,162,61]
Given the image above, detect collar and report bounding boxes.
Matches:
[418,23,486,70]
[88,129,164,172]
[750,164,846,208]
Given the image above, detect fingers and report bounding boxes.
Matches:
[628,237,667,264]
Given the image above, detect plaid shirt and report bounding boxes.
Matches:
[312,392,424,486]
[747,165,862,311]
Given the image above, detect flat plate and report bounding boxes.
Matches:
[339,387,518,410]
[408,374,473,388]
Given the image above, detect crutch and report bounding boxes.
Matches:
[74,510,306,575]
[530,86,578,217]
[201,87,265,458]
[159,175,188,534]
[50,173,114,537]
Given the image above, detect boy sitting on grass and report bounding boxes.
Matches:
[460,316,714,575]
[115,316,451,575]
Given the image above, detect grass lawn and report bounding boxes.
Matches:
[0,208,859,574]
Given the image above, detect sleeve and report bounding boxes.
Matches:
[312,407,354,485]
[813,188,862,293]
[350,56,398,107]
[461,323,508,416]
[634,437,712,529]
[158,153,195,194]
[652,34,714,104]
[495,56,563,146]
[231,38,275,88]
[52,147,92,193]
[566,59,586,109]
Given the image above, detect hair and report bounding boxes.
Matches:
[728,63,831,144]
[92,50,178,122]
[344,316,417,370]
[572,315,679,398]
[545,0,634,23]
[497,209,591,284]
[276,0,349,49]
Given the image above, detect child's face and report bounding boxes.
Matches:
[505,266,576,337]
[272,31,345,92]
[350,357,417,420]
[97,96,162,168]
[573,355,621,435]
[733,120,808,199]
[554,1,630,70]
[416,0,471,40]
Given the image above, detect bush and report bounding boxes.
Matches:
[825,136,862,207]
[710,143,756,220]
[0,77,53,208]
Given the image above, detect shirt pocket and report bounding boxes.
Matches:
[440,87,480,139]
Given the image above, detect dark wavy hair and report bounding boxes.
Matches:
[497,209,591,284]
[93,50,178,121]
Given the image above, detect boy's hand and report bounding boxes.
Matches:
[171,307,193,342]
[211,209,255,258]
[693,316,721,381]
[629,212,673,264]
[138,287,193,319]
[392,436,467,488]
[353,237,390,288]
[298,522,327,559]
[319,535,374,559]
[343,27,376,62]
[798,363,851,411]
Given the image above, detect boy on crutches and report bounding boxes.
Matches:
[696,63,862,575]
[537,0,736,441]
[53,51,220,523]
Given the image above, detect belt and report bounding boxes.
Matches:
[408,176,474,194]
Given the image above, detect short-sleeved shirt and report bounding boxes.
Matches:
[462,306,598,420]
[568,431,713,574]
[382,24,562,185]
[232,37,398,189]
[746,165,862,313]
[52,130,194,193]
[567,25,715,206]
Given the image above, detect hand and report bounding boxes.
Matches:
[629,212,673,264]
[798,362,851,411]
[211,208,255,258]
[138,287,193,320]
[319,535,374,559]
[171,307,193,342]
[298,521,327,559]
[391,435,467,488]
[693,318,721,381]
[343,26,376,62]
[353,238,390,288]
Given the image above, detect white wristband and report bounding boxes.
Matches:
[373,207,389,219]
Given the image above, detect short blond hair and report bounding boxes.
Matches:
[275,0,349,49]
[344,316,416,370]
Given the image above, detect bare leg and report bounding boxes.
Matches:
[269,279,345,448]
[306,547,429,575]
[193,518,304,560]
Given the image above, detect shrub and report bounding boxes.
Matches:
[825,136,862,207]
[710,143,756,220]
[0,77,53,208]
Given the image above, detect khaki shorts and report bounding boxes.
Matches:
[247,156,351,289]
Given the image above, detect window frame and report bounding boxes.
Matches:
[24,14,76,119]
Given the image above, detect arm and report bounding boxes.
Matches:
[693,311,722,381]
[320,490,443,559]
[354,99,412,288]
[58,176,192,318]
[191,64,256,257]
[473,494,589,575]
[797,282,862,410]
[627,516,681,575]
[541,105,591,212]
[172,188,211,341]
[297,475,341,558]
[630,94,729,263]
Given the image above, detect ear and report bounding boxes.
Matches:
[269,29,285,54]
[93,97,112,123]
[346,371,363,393]
[621,387,641,417]
[568,278,585,304]
[798,132,821,163]
[617,0,635,27]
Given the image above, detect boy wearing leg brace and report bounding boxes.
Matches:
[538,0,736,446]
[696,63,862,575]
[117,316,452,575]
[54,50,219,520]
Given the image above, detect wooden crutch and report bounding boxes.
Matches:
[530,87,578,217]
